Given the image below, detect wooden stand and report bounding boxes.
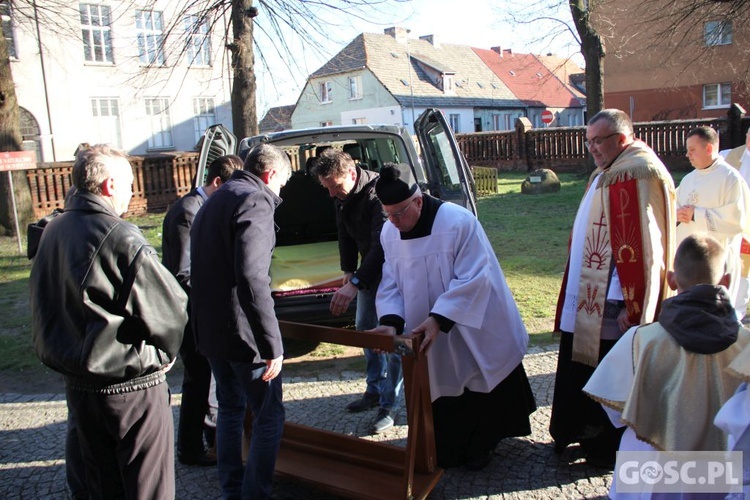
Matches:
[244,321,442,499]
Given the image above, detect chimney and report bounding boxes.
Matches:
[419,34,440,48]
[503,48,513,56]
[491,46,503,55]
[384,26,409,44]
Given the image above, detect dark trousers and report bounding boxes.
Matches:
[66,382,175,499]
[65,407,87,499]
[549,331,625,460]
[178,326,212,458]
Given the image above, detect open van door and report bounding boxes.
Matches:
[194,124,237,187]
[414,109,477,215]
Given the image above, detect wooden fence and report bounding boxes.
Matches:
[25,107,750,218]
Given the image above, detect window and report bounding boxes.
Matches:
[193,97,215,144]
[184,14,210,66]
[80,4,113,63]
[703,83,732,109]
[91,98,122,149]
[19,108,42,161]
[705,20,732,46]
[320,81,332,103]
[145,98,173,149]
[320,121,333,127]
[449,114,460,133]
[348,76,362,100]
[1,1,15,59]
[352,118,366,124]
[135,10,165,65]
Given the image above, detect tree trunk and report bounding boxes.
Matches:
[569,0,606,121]
[0,28,33,236]
[230,0,258,140]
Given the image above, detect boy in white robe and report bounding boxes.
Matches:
[676,126,750,319]
[369,164,536,470]
[584,234,750,498]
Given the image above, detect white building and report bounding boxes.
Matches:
[3,0,233,161]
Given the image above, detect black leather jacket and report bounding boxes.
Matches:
[30,191,187,394]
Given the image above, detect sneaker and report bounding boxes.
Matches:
[371,408,394,434]
[346,392,379,413]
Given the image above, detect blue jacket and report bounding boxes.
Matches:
[190,170,284,363]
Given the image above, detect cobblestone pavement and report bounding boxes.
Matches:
[0,345,612,499]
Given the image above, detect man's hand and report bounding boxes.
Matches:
[676,205,695,224]
[262,354,283,381]
[367,325,396,353]
[412,316,441,353]
[330,282,357,317]
[617,307,633,333]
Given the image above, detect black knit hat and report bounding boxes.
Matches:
[375,163,418,205]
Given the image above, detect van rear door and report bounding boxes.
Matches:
[195,124,237,187]
[414,109,477,215]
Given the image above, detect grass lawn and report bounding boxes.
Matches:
[0,169,683,378]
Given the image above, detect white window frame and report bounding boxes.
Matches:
[90,97,123,149]
[145,97,174,150]
[193,97,216,144]
[449,114,460,133]
[320,121,333,127]
[320,81,333,103]
[184,14,211,66]
[348,76,362,100]
[135,10,165,65]
[1,1,16,59]
[704,20,732,47]
[80,4,114,63]
[352,118,366,124]
[703,83,732,109]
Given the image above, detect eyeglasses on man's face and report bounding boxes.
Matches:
[385,198,417,220]
[585,132,619,149]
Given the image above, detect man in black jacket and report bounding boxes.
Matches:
[312,150,403,434]
[190,143,291,499]
[162,155,243,466]
[30,144,188,499]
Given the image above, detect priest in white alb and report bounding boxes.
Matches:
[676,126,750,320]
[369,164,536,471]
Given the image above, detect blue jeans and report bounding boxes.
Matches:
[357,288,404,410]
[209,358,285,500]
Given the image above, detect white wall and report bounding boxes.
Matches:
[9,1,232,161]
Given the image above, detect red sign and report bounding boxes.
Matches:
[0,151,37,172]
[541,110,554,124]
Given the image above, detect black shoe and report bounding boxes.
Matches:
[346,392,379,413]
[465,451,493,471]
[371,408,394,434]
[178,451,217,466]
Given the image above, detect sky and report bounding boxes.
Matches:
[252,0,581,115]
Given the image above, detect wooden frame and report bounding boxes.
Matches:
[244,321,443,499]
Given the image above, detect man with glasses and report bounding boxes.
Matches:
[311,151,403,434]
[371,164,536,471]
[550,109,676,468]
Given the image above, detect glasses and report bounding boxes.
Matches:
[385,199,417,220]
[585,132,619,149]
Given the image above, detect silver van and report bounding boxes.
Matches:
[196,108,477,326]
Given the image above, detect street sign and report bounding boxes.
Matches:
[541,110,554,125]
[0,151,37,172]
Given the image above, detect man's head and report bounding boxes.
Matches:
[204,155,243,195]
[72,144,133,216]
[243,144,292,196]
[668,233,728,293]
[375,163,422,232]
[586,109,635,169]
[686,126,720,170]
[311,148,357,200]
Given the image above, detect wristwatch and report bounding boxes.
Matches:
[349,274,364,289]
